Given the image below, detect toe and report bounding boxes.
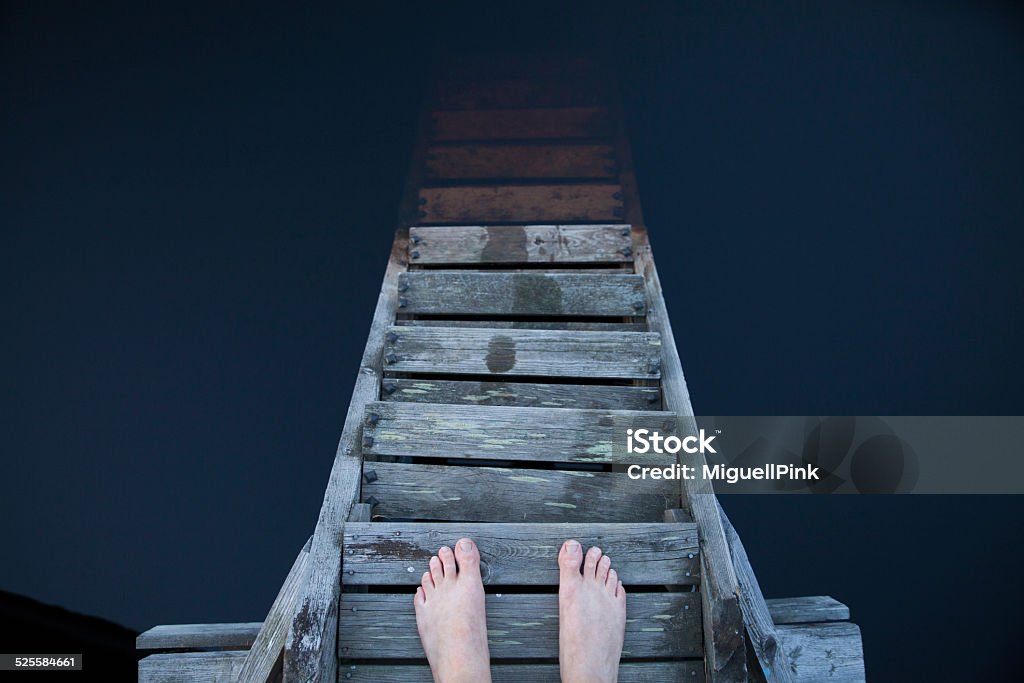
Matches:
[584,546,602,578]
[429,555,444,584]
[438,545,457,577]
[421,571,435,596]
[605,568,618,593]
[597,555,611,583]
[414,586,425,607]
[558,539,583,581]
[617,580,626,604]
[454,538,481,578]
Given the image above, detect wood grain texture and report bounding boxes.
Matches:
[238,539,310,682]
[138,651,246,682]
[408,224,631,264]
[719,503,794,683]
[338,592,701,659]
[342,522,699,586]
[397,272,645,316]
[283,232,408,683]
[635,229,746,682]
[777,623,865,683]
[361,462,678,522]
[425,143,617,179]
[418,184,624,224]
[382,326,663,379]
[378,378,661,410]
[766,596,850,625]
[398,319,647,332]
[431,107,612,141]
[338,662,706,682]
[136,623,261,652]
[361,401,677,464]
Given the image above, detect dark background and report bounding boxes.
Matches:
[3,1,1022,679]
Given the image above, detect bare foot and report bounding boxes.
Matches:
[413,538,492,683]
[558,539,627,683]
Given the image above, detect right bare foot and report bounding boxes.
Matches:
[413,538,492,683]
[557,539,627,683]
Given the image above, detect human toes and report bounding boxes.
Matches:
[429,555,444,584]
[584,545,603,578]
[454,538,481,578]
[597,555,611,583]
[438,545,457,577]
[558,539,583,579]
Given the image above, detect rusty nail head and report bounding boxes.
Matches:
[621,246,632,257]
[411,234,421,244]
[384,353,397,364]
[366,495,379,507]
[621,226,630,236]
[366,412,379,425]
[410,250,420,259]
[386,331,398,342]
[364,469,378,483]
[382,382,397,394]
[363,436,374,448]
[397,282,409,292]
[398,297,407,308]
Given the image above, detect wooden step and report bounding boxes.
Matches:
[361,401,675,463]
[418,184,624,224]
[341,522,699,586]
[434,76,606,109]
[338,592,702,659]
[397,319,646,331]
[408,224,632,264]
[379,378,660,409]
[382,326,662,379]
[396,272,645,316]
[136,622,261,652]
[339,662,705,682]
[362,461,678,522]
[138,650,246,682]
[425,143,618,180]
[431,107,612,141]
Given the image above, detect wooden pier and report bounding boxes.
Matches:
[137,55,865,682]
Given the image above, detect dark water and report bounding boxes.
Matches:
[3,2,1022,679]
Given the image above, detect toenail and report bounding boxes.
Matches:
[566,540,580,552]
[459,539,473,551]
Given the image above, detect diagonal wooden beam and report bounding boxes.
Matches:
[283,231,408,682]
[236,537,311,682]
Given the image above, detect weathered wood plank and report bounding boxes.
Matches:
[342,522,699,586]
[379,378,660,409]
[362,401,676,464]
[777,623,865,683]
[434,77,606,109]
[238,538,311,682]
[338,592,701,659]
[635,228,747,682]
[425,143,617,179]
[340,662,706,682]
[719,504,794,683]
[397,319,647,332]
[397,272,645,317]
[431,107,612,141]
[418,184,624,224]
[382,326,662,379]
[766,596,850,625]
[283,232,408,683]
[138,651,246,683]
[408,224,631,264]
[136,623,261,652]
[362,462,678,522]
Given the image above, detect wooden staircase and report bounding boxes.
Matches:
[137,55,865,682]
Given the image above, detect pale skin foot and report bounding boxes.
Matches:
[558,539,628,683]
[414,538,492,683]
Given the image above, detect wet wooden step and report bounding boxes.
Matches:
[379,377,660,410]
[431,107,612,141]
[361,401,675,463]
[407,224,631,264]
[418,184,623,224]
[397,319,646,332]
[382,326,662,379]
[136,623,260,652]
[362,461,678,522]
[341,522,699,586]
[138,651,246,682]
[397,272,645,317]
[339,662,705,682]
[425,143,617,180]
[338,592,702,659]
